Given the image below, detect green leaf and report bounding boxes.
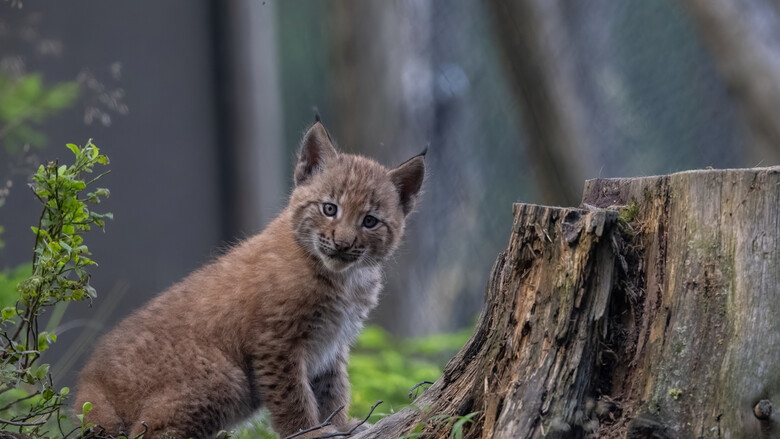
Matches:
[1,307,17,320]
[66,143,80,156]
[450,413,478,439]
[38,332,52,351]
[82,401,93,415]
[42,385,56,401]
[33,363,50,380]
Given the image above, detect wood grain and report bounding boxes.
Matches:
[352,167,779,438]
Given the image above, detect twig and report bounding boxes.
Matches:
[62,425,81,439]
[0,416,48,427]
[13,350,41,356]
[1,331,17,351]
[408,381,434,399]
[313,400,383,439]
[85,169,111,187]
[29,174,49,273]
[0,391,40,412]
[282,406,345,439]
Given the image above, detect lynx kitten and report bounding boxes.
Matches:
[75,120,425,438]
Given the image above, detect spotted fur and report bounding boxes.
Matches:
[74,121,425,438]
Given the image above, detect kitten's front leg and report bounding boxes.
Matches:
[253,352,327,437]
[311,350,350,427]
[311,348,370,433]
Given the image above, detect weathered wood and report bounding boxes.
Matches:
[583,167,780,438]
[353,167,779,438]
[355,204,619,438]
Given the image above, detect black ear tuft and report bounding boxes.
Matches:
[388,154,426,216]
[295,122,338,186]
[313,108,321,123]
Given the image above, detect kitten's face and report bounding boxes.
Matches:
[289,122,424,273]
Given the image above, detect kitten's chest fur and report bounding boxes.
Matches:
[303,267,381,377]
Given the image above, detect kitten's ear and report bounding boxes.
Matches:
[295,122,338,186]
[388,150,426,216]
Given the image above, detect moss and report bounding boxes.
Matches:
[618,200,640,223]
[668,388,683,400]
[673,340,685,356]
[648,398,661,415]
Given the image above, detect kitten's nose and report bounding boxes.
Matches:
[332,230,354,251]
[333,239,352,251]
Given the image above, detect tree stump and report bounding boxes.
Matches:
[354,167,779,438]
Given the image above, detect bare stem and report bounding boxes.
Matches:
[282,406,345,439]
[0,417,48,427]
[408,380,434,399]
[313,400,384,439]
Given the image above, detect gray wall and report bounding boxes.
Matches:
[1,1,223,386]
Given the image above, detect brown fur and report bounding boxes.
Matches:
[74,121,425,438]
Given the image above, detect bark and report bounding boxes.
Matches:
[678,0,780,162]
[354,167,780,438]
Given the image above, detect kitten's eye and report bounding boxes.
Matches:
[322,202,338,217]
[362,215,379,229]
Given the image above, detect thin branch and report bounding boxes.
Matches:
[29,176,48,273]
[0,416,48,427]
[13,350,41,356]
[0,390,40,412]
[314,400,384,439]
[85,169,111,187]
[57,405,66,438]
[62,425,81,439]
[1,331,17,352]
[282,406,345,439]
[408,381,434,399]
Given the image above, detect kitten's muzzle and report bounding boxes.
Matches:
[317,235,363,263]
[324,250,360,263]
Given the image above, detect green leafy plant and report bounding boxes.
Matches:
[76,401,93,437]
[0,141,110,436]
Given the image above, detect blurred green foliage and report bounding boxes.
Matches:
[0,263,30,308]
[234,324,473,438]
[0,73,79,155]
[348,325,472,419]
